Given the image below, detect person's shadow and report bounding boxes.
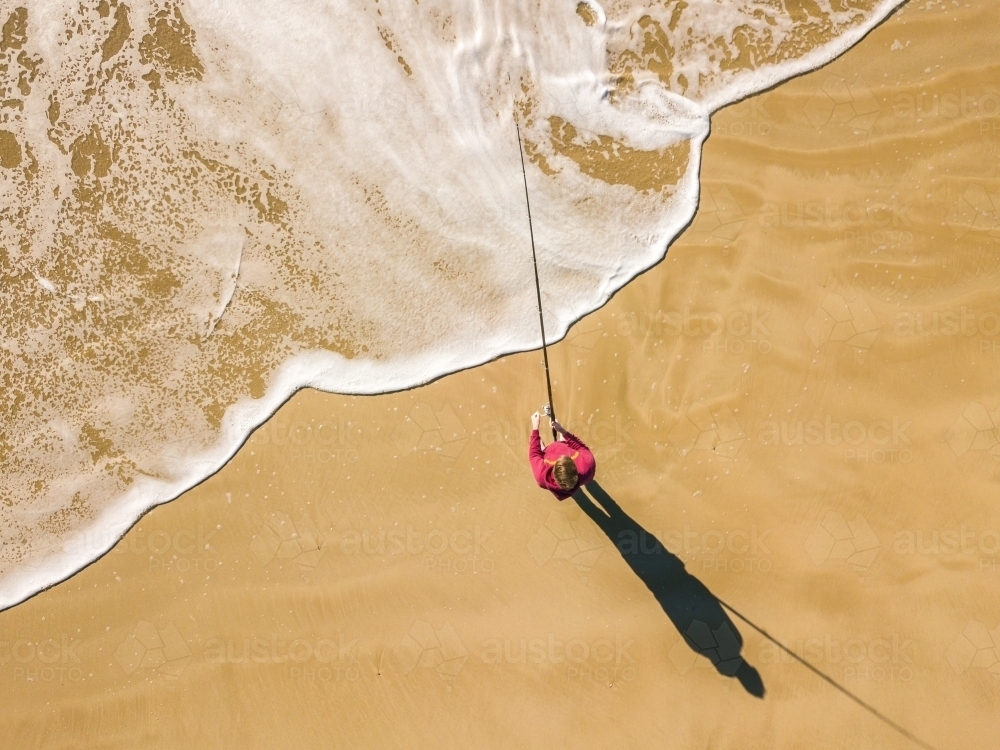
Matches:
[572,481,765,697]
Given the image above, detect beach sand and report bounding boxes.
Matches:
[2,1,998,748]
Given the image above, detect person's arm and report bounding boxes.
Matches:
[575,443,596,486]
[528,412,548,487]
[560,430,589,452]
[551,419,582,445]
[528,430,548,487]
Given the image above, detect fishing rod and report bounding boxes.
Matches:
[511,107,557,437]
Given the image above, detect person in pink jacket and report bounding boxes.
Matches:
[528,411,596,500]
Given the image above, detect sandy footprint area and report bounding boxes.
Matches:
[1,2,998,748]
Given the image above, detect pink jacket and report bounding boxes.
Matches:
[528,430,596,500]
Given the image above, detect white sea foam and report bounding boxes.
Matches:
[0,0,905,609]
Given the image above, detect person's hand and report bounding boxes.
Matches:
[550,418,564,434]
[531,411,540,430]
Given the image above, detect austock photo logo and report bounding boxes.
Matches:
[892,306,1000,352]
[204,633,362,685]
[756,189,914,252]
[566,314,606,354]
[660,525,773,575]
[115,618,365,685]
[250,511,328,577]
[669,620,744,677]
[472,405,638,481]
[480,632,638,684]
[528,508,604,573]
[583,415,639,474]
[804,511,881,581]
[758,632,917,683]
[891,86,1000,124]
[616,305,772,357]
[390,621,468,684]
[67,521,223,575]
[690,185,747,250]
[944,183,1000,242]
[0,634,84,684]
[564,313,607,368]
[663,403,746,462]
[250,510,498,583]
[945,403,1000,460]
[529,507,773,577]
[253,416,361,464]
[804,292,880,361]
[392,402,469,462]
[126,523,222,574]
[946,622,1000,679]
[805,74,881,135]
[714,95,773,138]
[115,621,192,678]
[332,523,496,575]
[756,415,913,464]
[893,525,1000,573]
[806,511,1000,581]
[804,289,999,362]
[384,614,640,687]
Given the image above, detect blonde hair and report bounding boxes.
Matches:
[553,456,579,492]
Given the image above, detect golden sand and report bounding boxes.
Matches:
[1,2,998,748]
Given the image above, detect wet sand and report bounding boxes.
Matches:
[2,1,999,748]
